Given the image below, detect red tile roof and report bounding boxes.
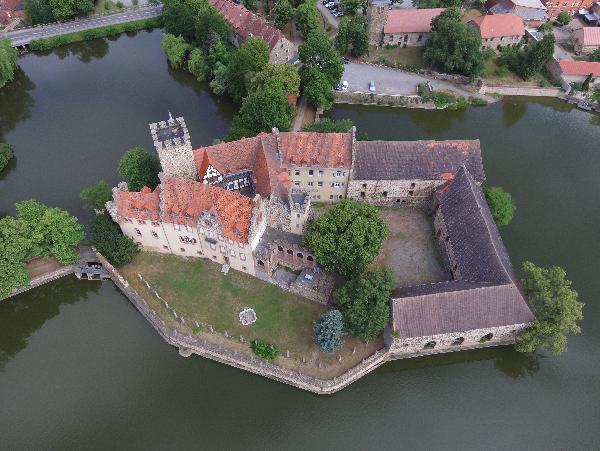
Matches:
[279,132,353,169]
[116,186,161,221]
[581,27,600,46]
[470,13,525,39]
[559,59,600,76]
[209,0,289,51]
[384,8,445,34]
[162,177,254,243]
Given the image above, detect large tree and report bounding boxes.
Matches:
[15,200,84,264]
[516,262,584,355]
[226,37,270,103]
[0,39,19,89]
[314,309,344,353]
[518,33,554,80]
[295,0,321,38]
[251,63,300,98]
[304,199,389,278]
[340,0,366,15]
[162,1,197,43]
[24,0,55,25]
[424,7,484,78]
[117,147,161,192]
[300,66,334,110]
[299,31,344,86]
[161,33,190,69]
[80,181,113,211]
[90,214,139,267]
[194,4,231,50]
[0,142,14,172]
[334,267,394,341]
[48,0,94,21]
[484,185,516,226]
[0,216,31,298]
[335,16,369,57]
[271,0,294,29]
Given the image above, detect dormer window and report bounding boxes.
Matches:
[184,212,192,219]
[133,207,141,212]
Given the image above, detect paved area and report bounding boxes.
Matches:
[317,1,341,29]
[342,61,476,97]
[0,5,162,47]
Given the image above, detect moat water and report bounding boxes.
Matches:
[1,30,599,450]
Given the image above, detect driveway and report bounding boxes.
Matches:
[317,1,340,29]
[342,61,477,98]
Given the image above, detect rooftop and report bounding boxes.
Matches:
[470,13,525,38]
[279,132,353,169]
[383,8,445,34]
[580,27,600,46]
[116,186,161,221]
[559,59,600,76]
[352,140,484,182]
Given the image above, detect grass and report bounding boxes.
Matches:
[461,8,482,23]
[483,57,554,87]
[368,45,425,71]
[28,17,161,51]
[120,252,384,378]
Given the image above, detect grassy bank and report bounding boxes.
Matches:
[28,16,162,51]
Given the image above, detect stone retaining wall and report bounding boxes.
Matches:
[93,249,388,395]
[334,91,436,109]
[479,84,564,97]
[0,265,75,302]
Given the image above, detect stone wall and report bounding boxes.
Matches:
[334,91,433,108]
[384,31,431,47]
[347,179,441,207]
[367,3,389,45]
[0,265,75,302]
[479,83,564,97]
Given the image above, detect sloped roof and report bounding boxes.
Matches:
[559,59,600,76]
[489,0,548,21]
[279,132,353,169]
[161,177,254,243]
[581,27,600,46]
[116,186,161,221]
[383,8,445,34]
[209,0,291,51]
[352,140,484,182]
[471,13,525,38]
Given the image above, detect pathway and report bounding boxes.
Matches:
[0,5,162,47]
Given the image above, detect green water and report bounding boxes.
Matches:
[1,30,599,450]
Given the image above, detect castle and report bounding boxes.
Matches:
[107,115,534,358]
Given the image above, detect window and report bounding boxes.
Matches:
[197,250,202,255]
[408,190,414,196]
[242,266,247,271]
[362,183,367,189]
[333,170,344,177]
[240,252,246,261]
[417,34,422,42]
[307,181,313,187]
[382,191,388,197]
[287,249,293,255]
[318,170,323,177]
[151,221,160,227]
[210,243,217,250]
[163,245,169,250]
[360,192,365,198]
[296,213,300,218]
[317,181,323,187]
[227,238,234,245]
[308,169,314,176]
[258,260,265,266]
[239,242,244,249]
[410,182,415,188]
[219,245,226,253]
[134,228,142,236]
[277,245,284,252]
[126,218,133,223]
[294,181,300,186]
[174,224,181,231]
[294,170,300,176]
[152,231,159,239]
[331,182,341,188]
[137,219,145,225]
[218,234,224,241]
[307,255,314,262]
[480,333,494,342]
[230,249,236,257]
[297,252,303,258]
[329,195,334,199]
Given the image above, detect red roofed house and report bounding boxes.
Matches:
[0,0,25,26]
[381,8,445,47]
[556,59,600,90]
[573,27,600,55]
[209,0,295,64]
[469,13,525,51]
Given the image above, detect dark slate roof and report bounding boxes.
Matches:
[390,167,535,337]
[392,282,535,338]
[436,166,515,285]
[352,140,484,183]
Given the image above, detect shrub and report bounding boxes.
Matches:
[470,97,488,106]
[482,48,496,60]
[495,66,509,77]
[104,1,110,10]
[0,143,14,173]
[313,310,344,353]
[484,185,516,226]
[556,11,571,25]
[80,180,113,211]
[251,339,279,360]
[192,324,202,335]
[90,214,139,267]
[116,1,124,8]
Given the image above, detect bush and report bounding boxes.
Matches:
[0,142,14,173]
[495,66,509,77]
[313,309,344,353]
[104,1,110,10]
[556,11,571,25]
[482,48,496,60]
[90,214,139,267]
[470,97,488,106]
[251,339,279,360]
[484,185,516,226]
[116,1,124,8]
[192,324,202,335]
[80,180,113,211]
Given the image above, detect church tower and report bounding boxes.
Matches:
[149,114,197,180]
[367,0,391,46]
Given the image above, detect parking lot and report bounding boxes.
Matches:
[318,0,344,27]
[342,61,477,97]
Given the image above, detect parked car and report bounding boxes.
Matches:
[369,81,376,92]
[342,80,348,92]
[342,57,350,64]
[335,11,345,16]
[325,2,335,8]
[322,0,329,3]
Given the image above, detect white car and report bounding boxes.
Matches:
[342,80,348,92]
[369,81,376,92]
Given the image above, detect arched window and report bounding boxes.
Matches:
[297,252,303,259]
[287,249,293,255]
[307,255,314,262]
[277,245,284,252]
[424,341,436,349]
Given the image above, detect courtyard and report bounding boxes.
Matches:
[120,253,383,379]
[370,207,448,288]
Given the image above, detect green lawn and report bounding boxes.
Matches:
[368,45,426,69]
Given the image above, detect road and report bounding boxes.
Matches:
[0,5,162,47]
[317,1,341,29]
[342,61,478,98]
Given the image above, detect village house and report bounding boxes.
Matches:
[470,13,525,51]
[547,58,600,89]
[108,115,534,358]
[380,8,445,47]
[488,0,548,27]
[543,0,596,19]
[573,27,600,55]
[209,0,295,64]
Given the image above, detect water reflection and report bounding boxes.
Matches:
[502,99,528,128]
[0,277,100,368]
[55,39,109,63]
[0,69,35,141]
[380,346,540,379]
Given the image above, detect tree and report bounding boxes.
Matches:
[590,48,600,62]
[0,39,19,89]
[187,48,208,82]
[15,200,84,264]
[301,66,334,110]
[251,63,300,98]
[227,37,270,103]
[243,0,257,10]
[335,16,369,57]
[299,31,344,86]
[48,0,94,21]
[484,186,516,226]
[302,117,354,132]
[90,214,139,267]
[0,216,31,297]
[24,0,55,25]
[424,7,484,78]
[516,262,584,355]
[415,0,461,7]
[117,147,161,192]
[304,199,389,278]
[272,0,294,29]
[80,181,113,211]
[0,142,14,172]
[538,21,553,34]
[334,267,394,341]
[210,62,228,95]
[556,11,571,25]
[314,309,344,353]
[161,33,190,69]
[162,1,197,43]
[340,0,365,15]
[518,33,554,80]
[194,4,231,50]
[582,73,593,91]
[295,1,321,37]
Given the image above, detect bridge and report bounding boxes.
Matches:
[0,5,162,48]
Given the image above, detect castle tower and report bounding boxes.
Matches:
[149,114,197,180]
[367,0,391,46]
